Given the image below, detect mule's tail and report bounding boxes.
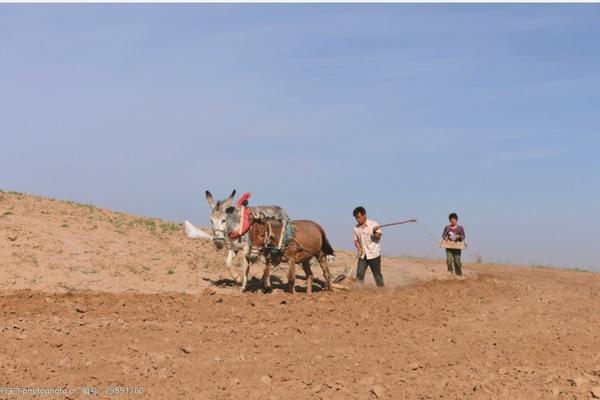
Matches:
[319,226,335,256]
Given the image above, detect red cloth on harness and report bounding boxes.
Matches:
[236,192,251,207]
[228,206,252,239]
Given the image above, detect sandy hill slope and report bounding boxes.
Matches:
[1,190,599,399]
[1,190,220,293]
[0,190,452,294]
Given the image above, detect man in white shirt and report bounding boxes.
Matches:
[352,206,384,287]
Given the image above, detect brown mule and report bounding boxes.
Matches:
[248,218,334,294]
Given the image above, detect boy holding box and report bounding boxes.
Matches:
[442,213,466,277]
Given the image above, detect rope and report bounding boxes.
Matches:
[414,221,439,259]
[377,218,439,260]
[257,218,440,266]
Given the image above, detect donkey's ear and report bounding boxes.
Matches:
[205,191,215,208]
[259,213,266,224]
[222,189,236,207]
[225,206,235,214]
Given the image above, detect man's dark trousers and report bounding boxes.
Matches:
[357,256,384,287]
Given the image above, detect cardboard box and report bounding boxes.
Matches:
[440,240,466,250]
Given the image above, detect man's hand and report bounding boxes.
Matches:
[372,226,382,240]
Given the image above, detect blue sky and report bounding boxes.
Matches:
[1,4,599,270]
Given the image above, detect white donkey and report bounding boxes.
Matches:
[205,189,288,291]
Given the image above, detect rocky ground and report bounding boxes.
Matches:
[1,190,599,399]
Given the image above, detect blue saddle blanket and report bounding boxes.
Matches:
[282,220,295,247]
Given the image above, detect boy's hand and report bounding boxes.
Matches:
[372,225,380,234]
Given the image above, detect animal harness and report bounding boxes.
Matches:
[228,206,252,240]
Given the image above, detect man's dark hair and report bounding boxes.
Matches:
[353,206,366,217]
[449,212,459,221]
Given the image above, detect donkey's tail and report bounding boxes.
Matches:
[319,226,335,256]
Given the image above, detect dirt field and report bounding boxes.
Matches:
[1,191,599,399]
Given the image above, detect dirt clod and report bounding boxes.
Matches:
[371,384,386,398]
